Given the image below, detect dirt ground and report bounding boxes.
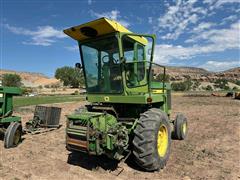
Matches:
[0,95,239,180]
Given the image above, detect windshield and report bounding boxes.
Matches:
[80,36,123,93]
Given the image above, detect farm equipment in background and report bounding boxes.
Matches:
[25,105,61,134]
[0,86,22,148]
[64,18,188,171]
[211,91,240,100]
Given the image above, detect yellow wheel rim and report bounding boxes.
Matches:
[157,125,168,157]
[182,122,187,135]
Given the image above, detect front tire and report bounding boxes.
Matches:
[173,113,187,140]
[133,108,171,171]
[4,122,22,148]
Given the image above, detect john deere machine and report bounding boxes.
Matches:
[0,86,22,148]
[64,18,187,171]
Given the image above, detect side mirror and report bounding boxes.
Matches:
[75,63,82,69]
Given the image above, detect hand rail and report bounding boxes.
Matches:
[150,62,166,94]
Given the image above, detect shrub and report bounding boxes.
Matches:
[51,83,61,89]
[192,80,201,90]
[171,78,193,91]
[232,86,239,91]
[205,85,213,91]
[21,87,33,95]
[155,74,170,82]
[171,82,187,91]
[2,73,22,87]
[235,80,240,86]
[214,79,229,90]
[73,90,79,95]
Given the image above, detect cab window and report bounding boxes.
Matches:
[122,36,146,88]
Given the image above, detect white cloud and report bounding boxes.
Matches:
[148,17,153,24]
[154,22,240,65]
[161,13,198,40]
[154,44,193,64]
[203,0,240,10]
[203,0,216,4]
[199,60,240,71]
[87,0,92,5]
[221,15,238,25]
[155,0,240,40]
[154,43,240,71]
[187,22,240,47]
[4,24,66,46]
[90,10,130,27]
[65,45,79,51]
[156,0,206,40]
[192,22,215,33]
[214,0,240,8]
[153,44,216,64]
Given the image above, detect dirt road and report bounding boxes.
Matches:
[0,95,239,180]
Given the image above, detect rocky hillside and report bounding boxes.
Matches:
[154,66,240,82]
[0,67,239,88]
[0,69,59,87]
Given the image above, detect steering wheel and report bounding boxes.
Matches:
[101,55,118,64]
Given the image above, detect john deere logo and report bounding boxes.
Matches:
[104,96,110,101]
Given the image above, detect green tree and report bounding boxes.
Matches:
[171,82,187,91]
[192,80,201,90]
[205,85,213,91]
[44,84,50,88]
[184,78,193,91]
[2,73,22,87]
[21,87,33,95]
[214,79,229,90]
[155,73,170,82]
[55,66,84,88]
[235,80,240,86]
[171,79,193,91]
[232,86,239,91]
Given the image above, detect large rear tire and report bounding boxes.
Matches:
[4,122,22,148]
[133,108,171,171]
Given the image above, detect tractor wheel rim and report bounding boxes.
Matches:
[182,122,187,135]
[157,125,168,157]
[13,130,21,145]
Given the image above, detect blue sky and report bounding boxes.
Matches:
[0,0,239,77]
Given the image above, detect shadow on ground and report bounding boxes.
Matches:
[67,151,119,171]
[67,151,145,173]
[125,154,145,171]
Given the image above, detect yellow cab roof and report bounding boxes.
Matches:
[63,17,147,45]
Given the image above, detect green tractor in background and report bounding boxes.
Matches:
[0,86,22,148]
[64,18,187,171]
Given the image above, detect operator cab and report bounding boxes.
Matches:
[64,17,154,95]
